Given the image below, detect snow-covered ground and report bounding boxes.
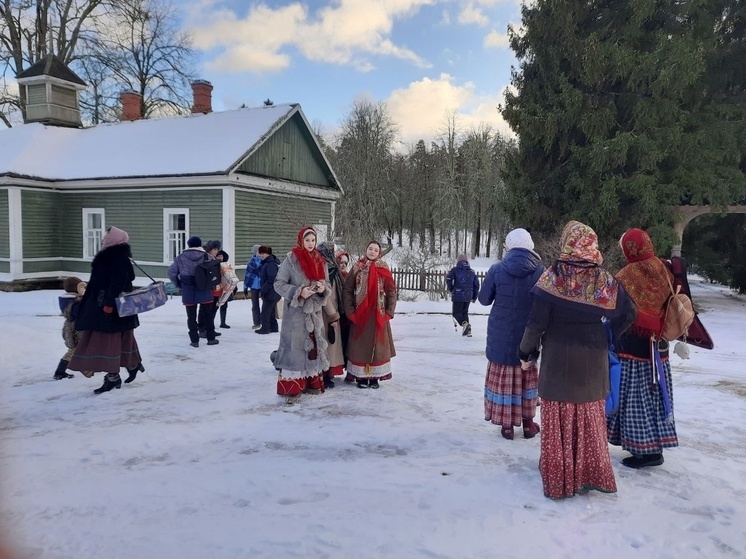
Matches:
[1,277,745,558]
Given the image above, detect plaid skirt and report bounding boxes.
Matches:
[607,357,678,455]
[484,361,538,427]
[68,330,141,375]
[540,399,617,499]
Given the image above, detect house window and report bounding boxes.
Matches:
[164,209,189,262]
[83,209,105,259]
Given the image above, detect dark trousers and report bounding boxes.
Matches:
[219,303,228,326]
[259,300,278,332]
[250,288,261,326]
[452,301,471,325]
[187,303,215,342]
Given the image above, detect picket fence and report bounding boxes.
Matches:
[390,268,487,294]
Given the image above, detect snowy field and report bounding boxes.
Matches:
[1,276,745,558]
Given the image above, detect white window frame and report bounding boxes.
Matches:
[164,208,190,262]
[82,208,105,259]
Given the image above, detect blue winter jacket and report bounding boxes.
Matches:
[446,261,480,302]
[244,255,262,290]
[478,248,545,365]
[168,247,215,305]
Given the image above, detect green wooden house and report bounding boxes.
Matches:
[0,57,342,285]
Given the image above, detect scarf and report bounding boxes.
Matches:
[533,220,620,313]
[616,229,673,336]
[101,226,129,249]
[290,226,326,282]
[348,255,394,340]
[318,242,344,308]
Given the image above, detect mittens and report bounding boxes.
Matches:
[327,323,336,344]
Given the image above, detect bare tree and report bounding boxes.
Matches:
[0,0,106,124]
[331,99,398,249]
[77,0,196,122]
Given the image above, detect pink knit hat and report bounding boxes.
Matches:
[101,226,129,249]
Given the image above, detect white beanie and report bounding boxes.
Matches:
[505,228,534,251]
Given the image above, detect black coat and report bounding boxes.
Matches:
[259,255,281,302]
[75,243,140,333]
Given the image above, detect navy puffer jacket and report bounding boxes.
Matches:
[478,248,545,365]
[446,261,480,302]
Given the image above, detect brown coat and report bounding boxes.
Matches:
[519,289,636,403]
[342,264,397,365]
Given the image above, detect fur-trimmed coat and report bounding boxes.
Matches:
[75,243,139,333]
[273,251,331,377]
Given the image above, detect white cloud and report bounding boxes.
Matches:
[458,2,489,26]
[484,28,511,48]
[188,0,435,74]
[386,74,514,148]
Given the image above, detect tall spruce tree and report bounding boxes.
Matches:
[501,0,745,249]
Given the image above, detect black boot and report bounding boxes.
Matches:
[53,359,74,380]
[219,306,229,328]
[124,362,145,384]
[323,372,335,389]
[94,373,122,394]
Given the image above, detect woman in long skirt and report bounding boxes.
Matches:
[478,228,545,439]
[68,226,145,394]
[273,226,331,400]
[519,221,636,499]
[318,242,346,387]
[608,228,679,468]
[342,241,397,389]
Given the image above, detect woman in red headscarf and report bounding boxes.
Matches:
[342,241,397,389]
[519,221,636,499]
[607,229,678,468]
[272,226,331,401]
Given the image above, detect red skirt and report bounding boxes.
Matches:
[277,372,325,396]
[539,399,617,499]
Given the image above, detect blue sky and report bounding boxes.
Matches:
[178,0,523,147]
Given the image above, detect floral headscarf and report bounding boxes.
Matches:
[348,241,395,339]
[615,229,673,335]
[533,221,620,313]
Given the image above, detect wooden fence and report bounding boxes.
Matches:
[390,268,487,294]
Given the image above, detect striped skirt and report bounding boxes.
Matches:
[484,361,538,427]
[540,399,617,499]
[607,357,678,455]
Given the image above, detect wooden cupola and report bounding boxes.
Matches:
[15,55,87,128]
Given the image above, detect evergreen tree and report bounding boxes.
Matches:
[501,0,745,249]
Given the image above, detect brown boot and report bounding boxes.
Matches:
[522,418,540,439]
[501,426,514,440]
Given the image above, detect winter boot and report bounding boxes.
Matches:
[522,418,540,439]
[93,373,122,394]
[53,359,74,380]
[219,306,230,328]
[622,453,664,469]
[323,372,335,389]
[124,362,145,384]
[501,426,514,440]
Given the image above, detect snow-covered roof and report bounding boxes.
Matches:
[0,103,298,181]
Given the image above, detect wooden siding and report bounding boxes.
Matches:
[58,189,222,264]
[237,113,335,189]
[234,190,332,266]
[22,190,61,258]
[0,189,8,258]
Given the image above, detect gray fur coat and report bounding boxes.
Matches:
[273,251,331,377]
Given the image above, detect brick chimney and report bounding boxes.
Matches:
[191,80,213,114]
[120,90,143,121]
